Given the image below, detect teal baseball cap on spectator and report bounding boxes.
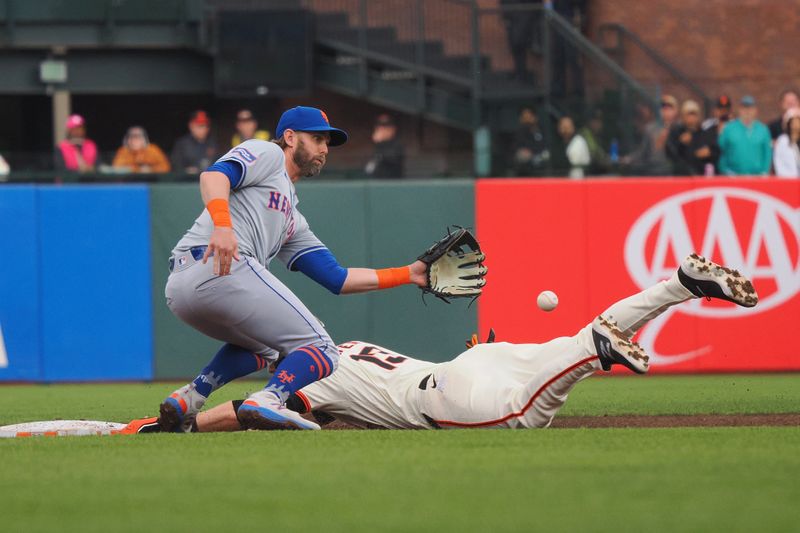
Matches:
[740,95,756,107]
[276,106,348,146]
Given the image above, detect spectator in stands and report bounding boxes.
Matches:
[622,96,677,176]
[231,109,270,147]
[171,110,218,175]
[112,126,171,174]
[702,94,732,134]
[768,89,799,140]
[510,107,549,176]
[773,108,800,178]
[718,96,772,176]
[557,115,590,178]
[55,114,97,173]
[700,95,732,173]
[579,109,609,175]
[364,114,405,178]
[666,100,717,175]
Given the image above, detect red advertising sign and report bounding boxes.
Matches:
[476,178,800,372]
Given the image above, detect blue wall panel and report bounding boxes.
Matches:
[38,186,153,381]
[0,186,42,381]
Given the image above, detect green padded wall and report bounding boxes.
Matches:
[150,184,223,379]
[364,181,477,362]
[151,180,476,379]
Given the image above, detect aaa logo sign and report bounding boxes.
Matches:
[625,187,800,364]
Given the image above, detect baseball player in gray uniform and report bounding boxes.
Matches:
[160,106,429,432]
[134,254,756,432]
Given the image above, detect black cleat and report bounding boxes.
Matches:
[677,254,758,308]
[591,316,650,374]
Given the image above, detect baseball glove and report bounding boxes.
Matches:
[418,227,487,302]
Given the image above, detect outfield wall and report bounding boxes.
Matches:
[149,181,477,379]
[477,178,800,373]
[0,181,476,382]
[0,185,153,381]
[0,178,797,382]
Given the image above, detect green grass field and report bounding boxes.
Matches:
[1,375,799,532]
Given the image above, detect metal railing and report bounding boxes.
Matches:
[308,0,476,88]
[306,1,661,112]
[598,22,712,113]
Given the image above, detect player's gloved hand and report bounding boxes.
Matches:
[417,227,486,302]
[204,227,240,276]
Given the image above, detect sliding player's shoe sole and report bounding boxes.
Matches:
[591,316,650,374]
[678,253,758,308]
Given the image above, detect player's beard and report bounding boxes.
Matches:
[293,139,326,178]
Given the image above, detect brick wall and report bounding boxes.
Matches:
[588,0,800,117]
[307,0,510,68]
[309,0,799,117]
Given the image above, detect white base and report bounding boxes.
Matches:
[0,420,126,438]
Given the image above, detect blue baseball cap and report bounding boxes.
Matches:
[276,106,348,147]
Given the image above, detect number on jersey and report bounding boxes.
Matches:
[349,345,407,370]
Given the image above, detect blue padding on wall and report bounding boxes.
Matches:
[38,186,153,381]
[0,186,42,381]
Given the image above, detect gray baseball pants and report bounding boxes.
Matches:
[165,249,338,365]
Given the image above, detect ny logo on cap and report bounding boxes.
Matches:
[319,110,330,124]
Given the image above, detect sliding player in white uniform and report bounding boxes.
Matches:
[123,254,756,433]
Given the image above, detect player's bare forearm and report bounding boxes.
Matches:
[199,170,240,275]
[199,170,231,204]
[194,400,338,431]
[339,268,382,293]
[340,261,426,294]
[195,401,242,432]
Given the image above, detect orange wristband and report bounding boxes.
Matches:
[207,198,232,228]
[376,266,411,289]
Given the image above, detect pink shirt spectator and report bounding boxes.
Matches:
[56,114,98,173]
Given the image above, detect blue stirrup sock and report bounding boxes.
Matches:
[192,344,270,398]
[263,345,335,403]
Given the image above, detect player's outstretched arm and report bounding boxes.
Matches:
[193,398,339,432]
[290,247,427,295]
[199,170,240,276]
[339,262,427,294]
[290,228,486,300]
[195,400,242,432]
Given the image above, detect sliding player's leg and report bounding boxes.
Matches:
[603,253,757,339]
[434,255,759,429]
[589,254,757,373]
[422,333,603,429]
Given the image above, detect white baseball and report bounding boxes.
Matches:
[537,290,559,312]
